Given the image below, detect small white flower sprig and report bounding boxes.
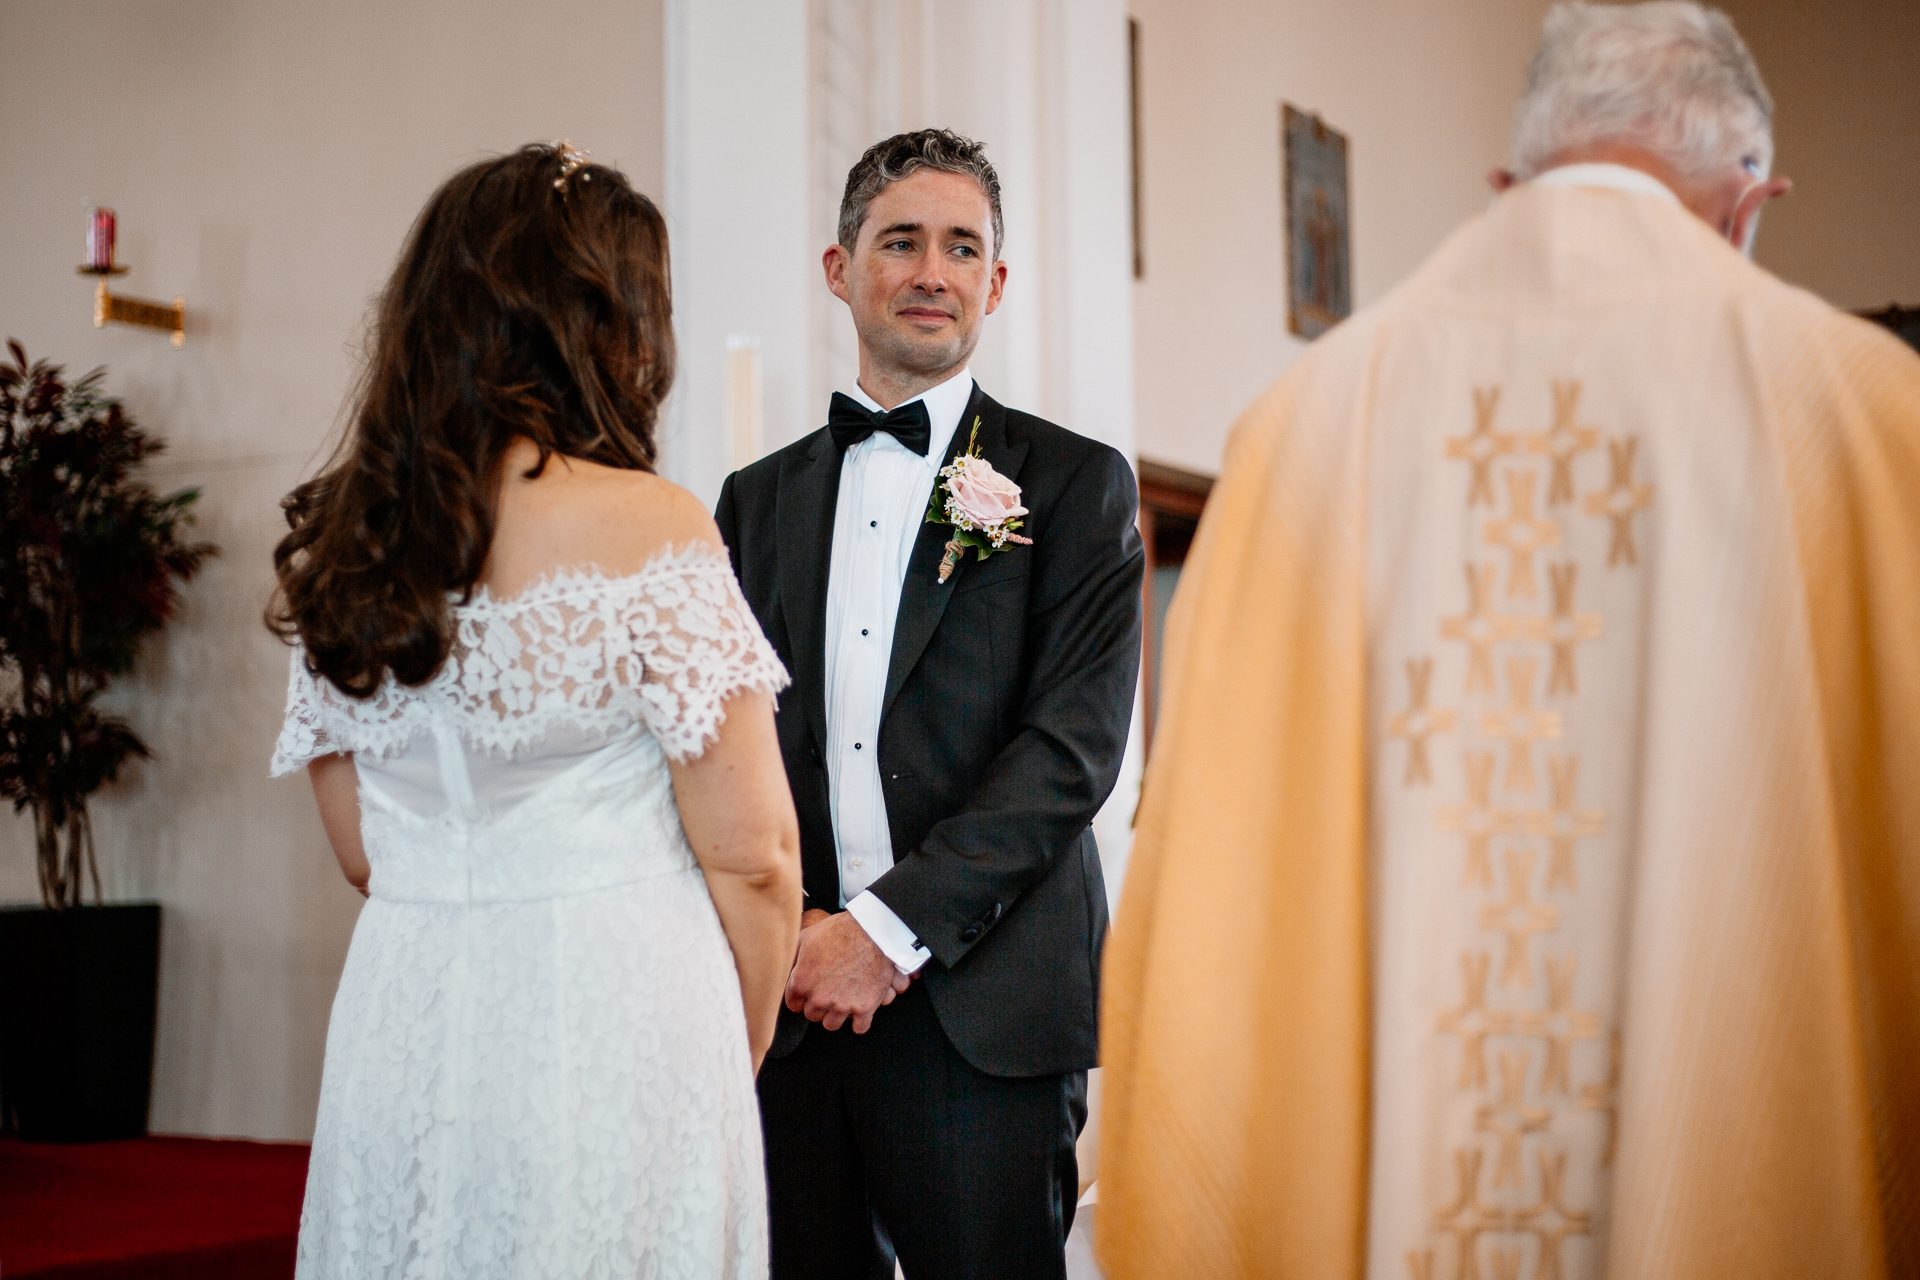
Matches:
[926,416,1033,582]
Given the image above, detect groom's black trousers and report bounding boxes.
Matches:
[757,980,1086,1280]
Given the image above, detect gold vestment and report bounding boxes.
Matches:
[1098,182,1920,1280]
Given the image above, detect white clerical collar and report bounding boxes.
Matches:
[1531,162,1682,207]
[848,366,974,464]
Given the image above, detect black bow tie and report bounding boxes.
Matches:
[828,393,932,456]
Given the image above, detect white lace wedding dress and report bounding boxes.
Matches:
[270,545,788,1280]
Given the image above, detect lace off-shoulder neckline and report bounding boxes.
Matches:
[270,539,787,774]
[457,540,736,611]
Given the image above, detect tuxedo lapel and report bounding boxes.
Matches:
[776,430,841,754]
[882,386,1030,723]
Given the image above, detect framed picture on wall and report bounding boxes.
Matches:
[1283,103,1351,338]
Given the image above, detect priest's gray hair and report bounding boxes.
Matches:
[1512,2,1774,182]
[838,128,1004,260]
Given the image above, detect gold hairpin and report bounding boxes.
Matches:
[553,139,592,190]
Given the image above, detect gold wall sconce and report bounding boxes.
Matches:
[77,207,185,348]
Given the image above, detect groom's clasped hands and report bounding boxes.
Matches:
[785,908,914,1035]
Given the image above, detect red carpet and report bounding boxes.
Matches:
[0,1136,308,1279]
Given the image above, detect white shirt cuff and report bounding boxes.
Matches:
[846,890,933,975]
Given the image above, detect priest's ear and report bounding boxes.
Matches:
[1728,176,1791,255]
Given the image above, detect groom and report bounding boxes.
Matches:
[715,128,1143,1278]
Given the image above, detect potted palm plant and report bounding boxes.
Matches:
[0,341,214,1140]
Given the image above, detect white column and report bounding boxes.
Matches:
[1047,0,1139,909]
[805,0,1140,900]
[805,0,1133,459]
[662,0,813,507]
[949,0,1047,412]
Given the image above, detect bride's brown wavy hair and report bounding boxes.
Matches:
[268,143,675,697]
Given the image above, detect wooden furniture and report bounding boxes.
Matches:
[1136,459,1215,752]
[1859,303,1920,353]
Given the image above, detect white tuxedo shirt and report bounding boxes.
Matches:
[825,365,976,974]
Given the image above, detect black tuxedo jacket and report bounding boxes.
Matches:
[714,384,1143,1078]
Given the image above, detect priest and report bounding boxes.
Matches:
[1097,4,1919,1279]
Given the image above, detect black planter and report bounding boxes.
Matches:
[0,902,161,1141]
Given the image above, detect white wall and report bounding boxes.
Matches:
[1128,0,1553,476]
[0,0,665,1141]
[1126,0,1920,478]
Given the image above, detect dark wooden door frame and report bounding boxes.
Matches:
[1135,459,1214,752]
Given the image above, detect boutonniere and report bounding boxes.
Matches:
[926,416,1033,583]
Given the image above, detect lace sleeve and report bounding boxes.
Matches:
[618,549,790,762]
[270,646,344,777]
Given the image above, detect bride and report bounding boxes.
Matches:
[267,142,801,1278]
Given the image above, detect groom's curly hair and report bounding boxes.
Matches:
[267,143,676,698]
[839,129,1004,260]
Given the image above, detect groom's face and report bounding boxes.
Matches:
[826,169,1007,384]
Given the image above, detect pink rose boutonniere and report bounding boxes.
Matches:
[926,416,1033,582]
